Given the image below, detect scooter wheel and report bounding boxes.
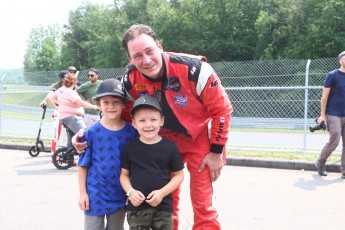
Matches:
[52,147,75,170]
[29,146,41,157]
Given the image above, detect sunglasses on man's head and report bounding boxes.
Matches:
[69,70,77,73]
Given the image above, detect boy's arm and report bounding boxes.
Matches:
[78,166,89,211]
[146,169,184,207]
[119,168,132,194]
[120,168,145,207]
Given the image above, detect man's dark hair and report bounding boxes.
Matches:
[122,24,158,54]
[89,68,99,75]
[89,68,100,80]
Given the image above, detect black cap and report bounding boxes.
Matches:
[58,70,68,78]
[93,79,125,100]
[130,95,162,116]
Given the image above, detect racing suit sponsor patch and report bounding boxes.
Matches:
[174,94,188,107]
[210,79,219,88]
[135,84,147,91]
[216,116,226,141]
[169,77,181,92]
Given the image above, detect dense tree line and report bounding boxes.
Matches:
[24,0,345,73]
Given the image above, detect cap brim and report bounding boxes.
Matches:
[130,104,162,116]
[93,92,125,100]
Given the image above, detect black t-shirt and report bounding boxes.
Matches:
[121,137,184,212]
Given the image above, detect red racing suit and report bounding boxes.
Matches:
[122,52,233,230]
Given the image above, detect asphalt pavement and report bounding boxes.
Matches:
[1,148,344,230]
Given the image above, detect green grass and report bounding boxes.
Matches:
[229,150,340,163]
[231,127,305,133]
[1,110,47,120]
[2,90,45,107]
[0,137,53,151]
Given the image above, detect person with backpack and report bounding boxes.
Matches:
[315,50,345,179]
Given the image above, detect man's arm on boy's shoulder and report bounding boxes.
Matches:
[72,129,88,154]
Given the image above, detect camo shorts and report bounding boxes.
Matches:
[127,207,173,230]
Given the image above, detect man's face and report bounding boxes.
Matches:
[88,71,99,84]
[127,33,164,79]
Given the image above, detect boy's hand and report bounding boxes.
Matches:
[78,193,89,211]
[72,129,87,154]
[129,190,145,207]
[146,190,164,207]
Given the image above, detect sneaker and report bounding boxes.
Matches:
[315,161,327,176]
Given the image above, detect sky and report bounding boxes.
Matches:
[0,0,114,69]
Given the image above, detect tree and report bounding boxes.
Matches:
[294,0,345,58]
[254,0,302,59]
[61,2,128,69]
[146,0,261,62]
[23,24,62,72]
[254,0,345,60]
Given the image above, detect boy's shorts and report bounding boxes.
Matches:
[127,208,173,230]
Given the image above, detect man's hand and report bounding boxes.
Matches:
[317,116,326,125]
[199,152,223,182]
[72,129,87,154]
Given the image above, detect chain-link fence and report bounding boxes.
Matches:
[0,58,341,154]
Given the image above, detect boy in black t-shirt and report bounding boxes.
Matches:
[120,95,184,230]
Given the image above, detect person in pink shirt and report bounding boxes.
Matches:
[51,72,98,150]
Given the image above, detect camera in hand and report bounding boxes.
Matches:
[309,118,326,132]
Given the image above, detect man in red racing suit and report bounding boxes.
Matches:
[121,24,233,230]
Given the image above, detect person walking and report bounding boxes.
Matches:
[315,51,345,179]
[77,68,102,127]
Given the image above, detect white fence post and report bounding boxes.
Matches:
[303,59,311,153]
